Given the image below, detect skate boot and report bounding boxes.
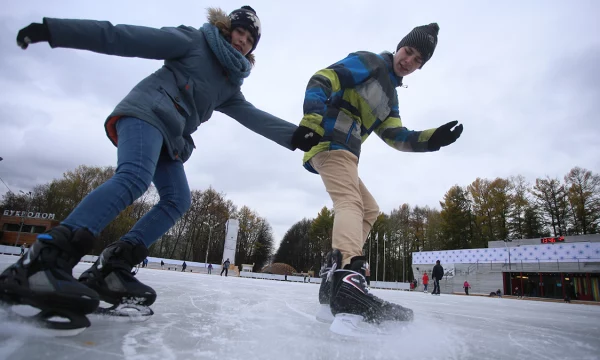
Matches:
[316,250,342,323]
[0,225,99,335]
[79,240,156,320]
[329,255,413,336]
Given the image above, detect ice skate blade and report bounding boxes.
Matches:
[329,313,409,338]
[39,326,88,337]
[316,304,334,323]
[1,304,90,337]
[92,302,153,322]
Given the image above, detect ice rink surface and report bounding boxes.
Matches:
[1,254,599,360]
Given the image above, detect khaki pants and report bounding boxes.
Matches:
[310,150,379,267]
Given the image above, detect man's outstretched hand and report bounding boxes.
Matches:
[427,120,463,151]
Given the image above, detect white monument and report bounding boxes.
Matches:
[221,219,239,266]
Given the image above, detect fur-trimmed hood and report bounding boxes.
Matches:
[207,7,230,27]
[206,7,255,65]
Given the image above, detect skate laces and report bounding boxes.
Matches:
[318,264,329,277]
[326,262,338,282]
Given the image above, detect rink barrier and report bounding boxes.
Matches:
[0,245,224,270]
[1,245,409,290]
[369,281,411,290]
[238,271,411,290]
[0,245,21,256]
[1,246,101,264]
[239,272,316,283]
[144,256,224,270]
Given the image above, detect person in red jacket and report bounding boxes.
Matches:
[463,280,471,295]
[422,272,429,293]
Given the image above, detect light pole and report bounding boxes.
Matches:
[383,233,386,282]
[402,250,405,283]
[14,190,32,248]
[203,219,222,267]
[503,239,512,270]
[503,239,512,294]
[368,230,372,270]
[395,230,405,283]
[375,232,379,282]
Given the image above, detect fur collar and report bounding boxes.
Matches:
[207,7,229,26]
[206,7,255,65]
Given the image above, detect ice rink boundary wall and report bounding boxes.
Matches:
[0,245,410,290]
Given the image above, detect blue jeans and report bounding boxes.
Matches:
[62,117,191,247]
[433,278,440,294]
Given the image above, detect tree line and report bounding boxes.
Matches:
[0,165,274,271]
[273,167,600,282]
[3,165,598,280]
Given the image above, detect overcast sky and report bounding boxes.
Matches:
[1,1,599,247]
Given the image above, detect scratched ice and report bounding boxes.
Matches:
[0,254,599,360]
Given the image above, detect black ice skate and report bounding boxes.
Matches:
[329,255,413,337]
[316,250,342,323]
[79,240,156,320]
[0,225,100,336]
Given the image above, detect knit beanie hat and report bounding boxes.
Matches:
[396,23,439,68]
[229,6,261,54]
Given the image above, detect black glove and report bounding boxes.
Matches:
[291,126,322,152]
[427,120,463,151]
[16,22,50,49]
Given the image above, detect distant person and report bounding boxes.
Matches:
[515,286,522,299]
[20,244,25,256]
[160,260,165,270]
[432,260,444,295]
[496,289,502,298]
[182,261,187,272]
[221,258,231,277]
[565,281,575,303]
[422,272,429,293]
[463,280,471,295]
[207,263,213,274]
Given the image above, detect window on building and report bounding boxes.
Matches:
[2,223,22,232]
[32,225,47,234]
[0,223,46,233]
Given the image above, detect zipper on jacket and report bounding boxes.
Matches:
[346,122,356,144]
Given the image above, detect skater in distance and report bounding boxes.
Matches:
[298,23,463,334]
[432,260,444,295]
[0,5,301,335]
